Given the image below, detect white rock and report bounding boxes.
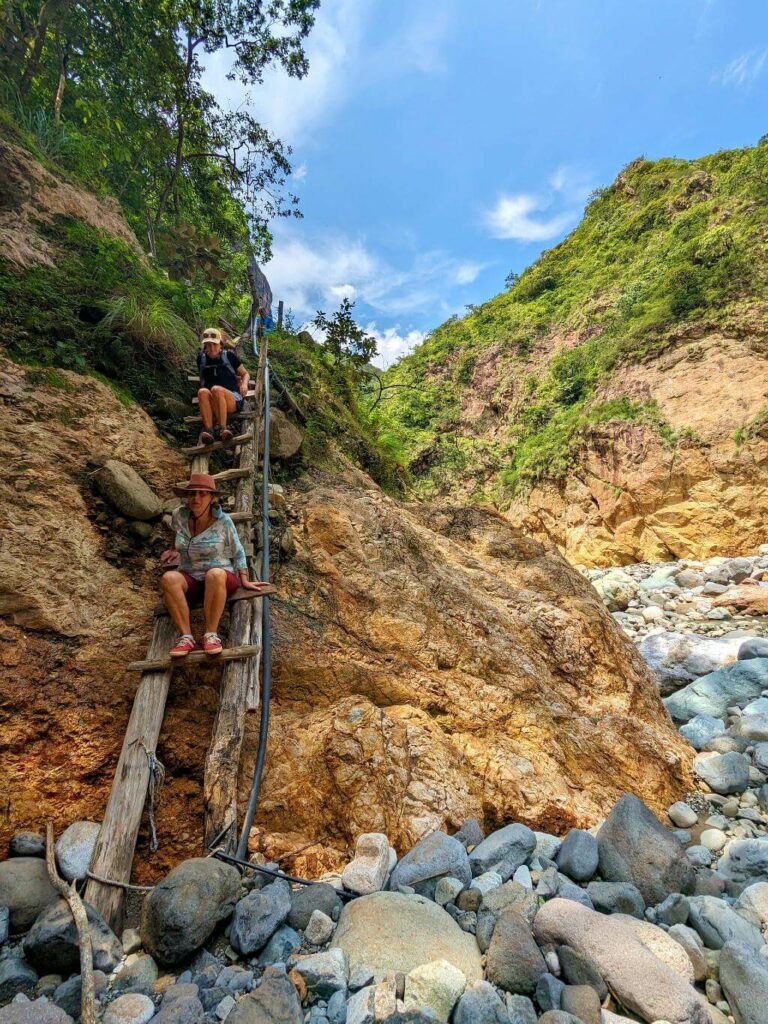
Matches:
[403,959,466,1022]
[512,865,533,890]
[342,833,392,896]
[700,828,728,853]
[55,821,101,882]
[305,909,335,946]
[736,881,768,927]
[434,877,464,907]
[103,993,156,1024]
[641,606,665,623]
[668,802,698,829]
[216,995,236,1020]
[469,871,502,897]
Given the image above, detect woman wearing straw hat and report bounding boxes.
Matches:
[197,327,250,445]
[160,473,269,656]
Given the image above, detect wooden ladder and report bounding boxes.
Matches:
[84,345,269,931]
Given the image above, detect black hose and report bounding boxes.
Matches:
[212,848,359,900]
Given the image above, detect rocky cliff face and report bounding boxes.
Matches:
[0,363,691,880]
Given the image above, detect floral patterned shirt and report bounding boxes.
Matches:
[171,506,247,580]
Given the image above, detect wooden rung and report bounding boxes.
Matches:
[181,432,252,456]
[152,583,276,617]
[192,390,255,405]
[185,411,256,424]
[229,511,254,522]
[213,467,251,482]
[127,644,261,673]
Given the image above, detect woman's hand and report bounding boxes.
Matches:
[239,379,250,396]
[240,579,271,591]
[160,549,180,566]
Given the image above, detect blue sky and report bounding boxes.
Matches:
[205,0,768,366]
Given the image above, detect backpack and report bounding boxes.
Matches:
[199,349,237,388]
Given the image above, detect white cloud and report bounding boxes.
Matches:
[365,323,426,368]
[293,162,308,181]
[264,229,482,321]
[483,194,575,242]
[713,49,768,88]
[483,163,593,243]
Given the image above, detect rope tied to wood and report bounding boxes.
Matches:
[132,740,165,853]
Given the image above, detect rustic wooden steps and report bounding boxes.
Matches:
[185,411,256,424]
[127,644,261,673]
[192,389,255,405]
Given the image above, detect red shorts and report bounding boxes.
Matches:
[181,570,239,606]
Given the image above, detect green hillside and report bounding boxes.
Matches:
[377,142,768,501]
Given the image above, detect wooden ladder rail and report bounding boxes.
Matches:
[84,377,262,930]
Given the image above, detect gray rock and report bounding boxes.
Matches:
[332,892,482,982]
[475,881,538,952]
[736,696,768,741]
[291,948,347,999]
[654,893,690,927]
[0,906,8,946]
[0,959,38,1002]
[639,632,742,696]
[687,845,713,868]
[326,989,347,1024]
[556,830,598,882]
[557,945,607,1000]
[716,838,768,893]
[468,824,536,880]
[453,820,484,850]
[584,881,645,917]
[679,714,727,751]
[687,895,764,951]
[259,924,302,966]
[533,898,709,1024]
[267,409,303,459]
[753,741,768,774]
[0,999,73,1024]
[231,878,291,956]
[694,751,750,794]
[341,834,391,896]
[561,984,601,1024]
[53,970,108,1017]
[596,794,695,905]
[54,822,100,883]
[719,940,768,1024]
[485,907,546,994]
[288,883,342,931]
[8,834,45,859]
[557,881,594,909]
[664,659,768,723]
[23,897,122,974]
[534,973,564,1011]
[667,801,699,828]
[112,953,158,994]
[305,909,335,946]
[453,980,508,1023]
[153,984,205,1024]
[0,858,58,932]
[93,460,162,520]
[103,992,156,1024]
[533,832,562,862]
[389,832,471,898]
[506,994,537,1024]
[537,1013,583,1024]
[738,637,768,661]
[667,923,707,981]
[140,857,241,965]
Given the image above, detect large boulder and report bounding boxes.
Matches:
[140,857,241,965]
[93,459,162,520]
[468,824,536,879]
[23,897,122,974]
[0,858,58,932]
[716,838,768,894]
[0,959,38,1002]
[596,795,695,905]
[719,941,768,1024]
[533,899,709,1024]
[332,892,482,982]
[230,879,291,956]
[227,965,303,1024]
[485,908,546,994]
[265,409,303,459]
[0,1000,73,1024]
[664,659,768,723]
[453,981,509,1024]
[592,570,636,612]
[638,633,742,696]
[389,831,471,896]
[54,821,100,882]
[693,751,750,795]
[738,637,768,661]
[687,895,764,951]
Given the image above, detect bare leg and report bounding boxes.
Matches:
[160,572,192,635]
[203,568,228,634]
[211,385,237,428]
[198,388,214,429]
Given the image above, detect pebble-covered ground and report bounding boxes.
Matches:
[1,550,768,1024]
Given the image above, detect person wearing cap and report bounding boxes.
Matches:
[197,327,250,445]
[160,473,269,656]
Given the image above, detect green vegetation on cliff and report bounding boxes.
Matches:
[377,142,768,500]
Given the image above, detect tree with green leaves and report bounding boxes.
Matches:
[313,298,379,369]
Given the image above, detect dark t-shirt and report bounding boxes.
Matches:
[197,350,242,391]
